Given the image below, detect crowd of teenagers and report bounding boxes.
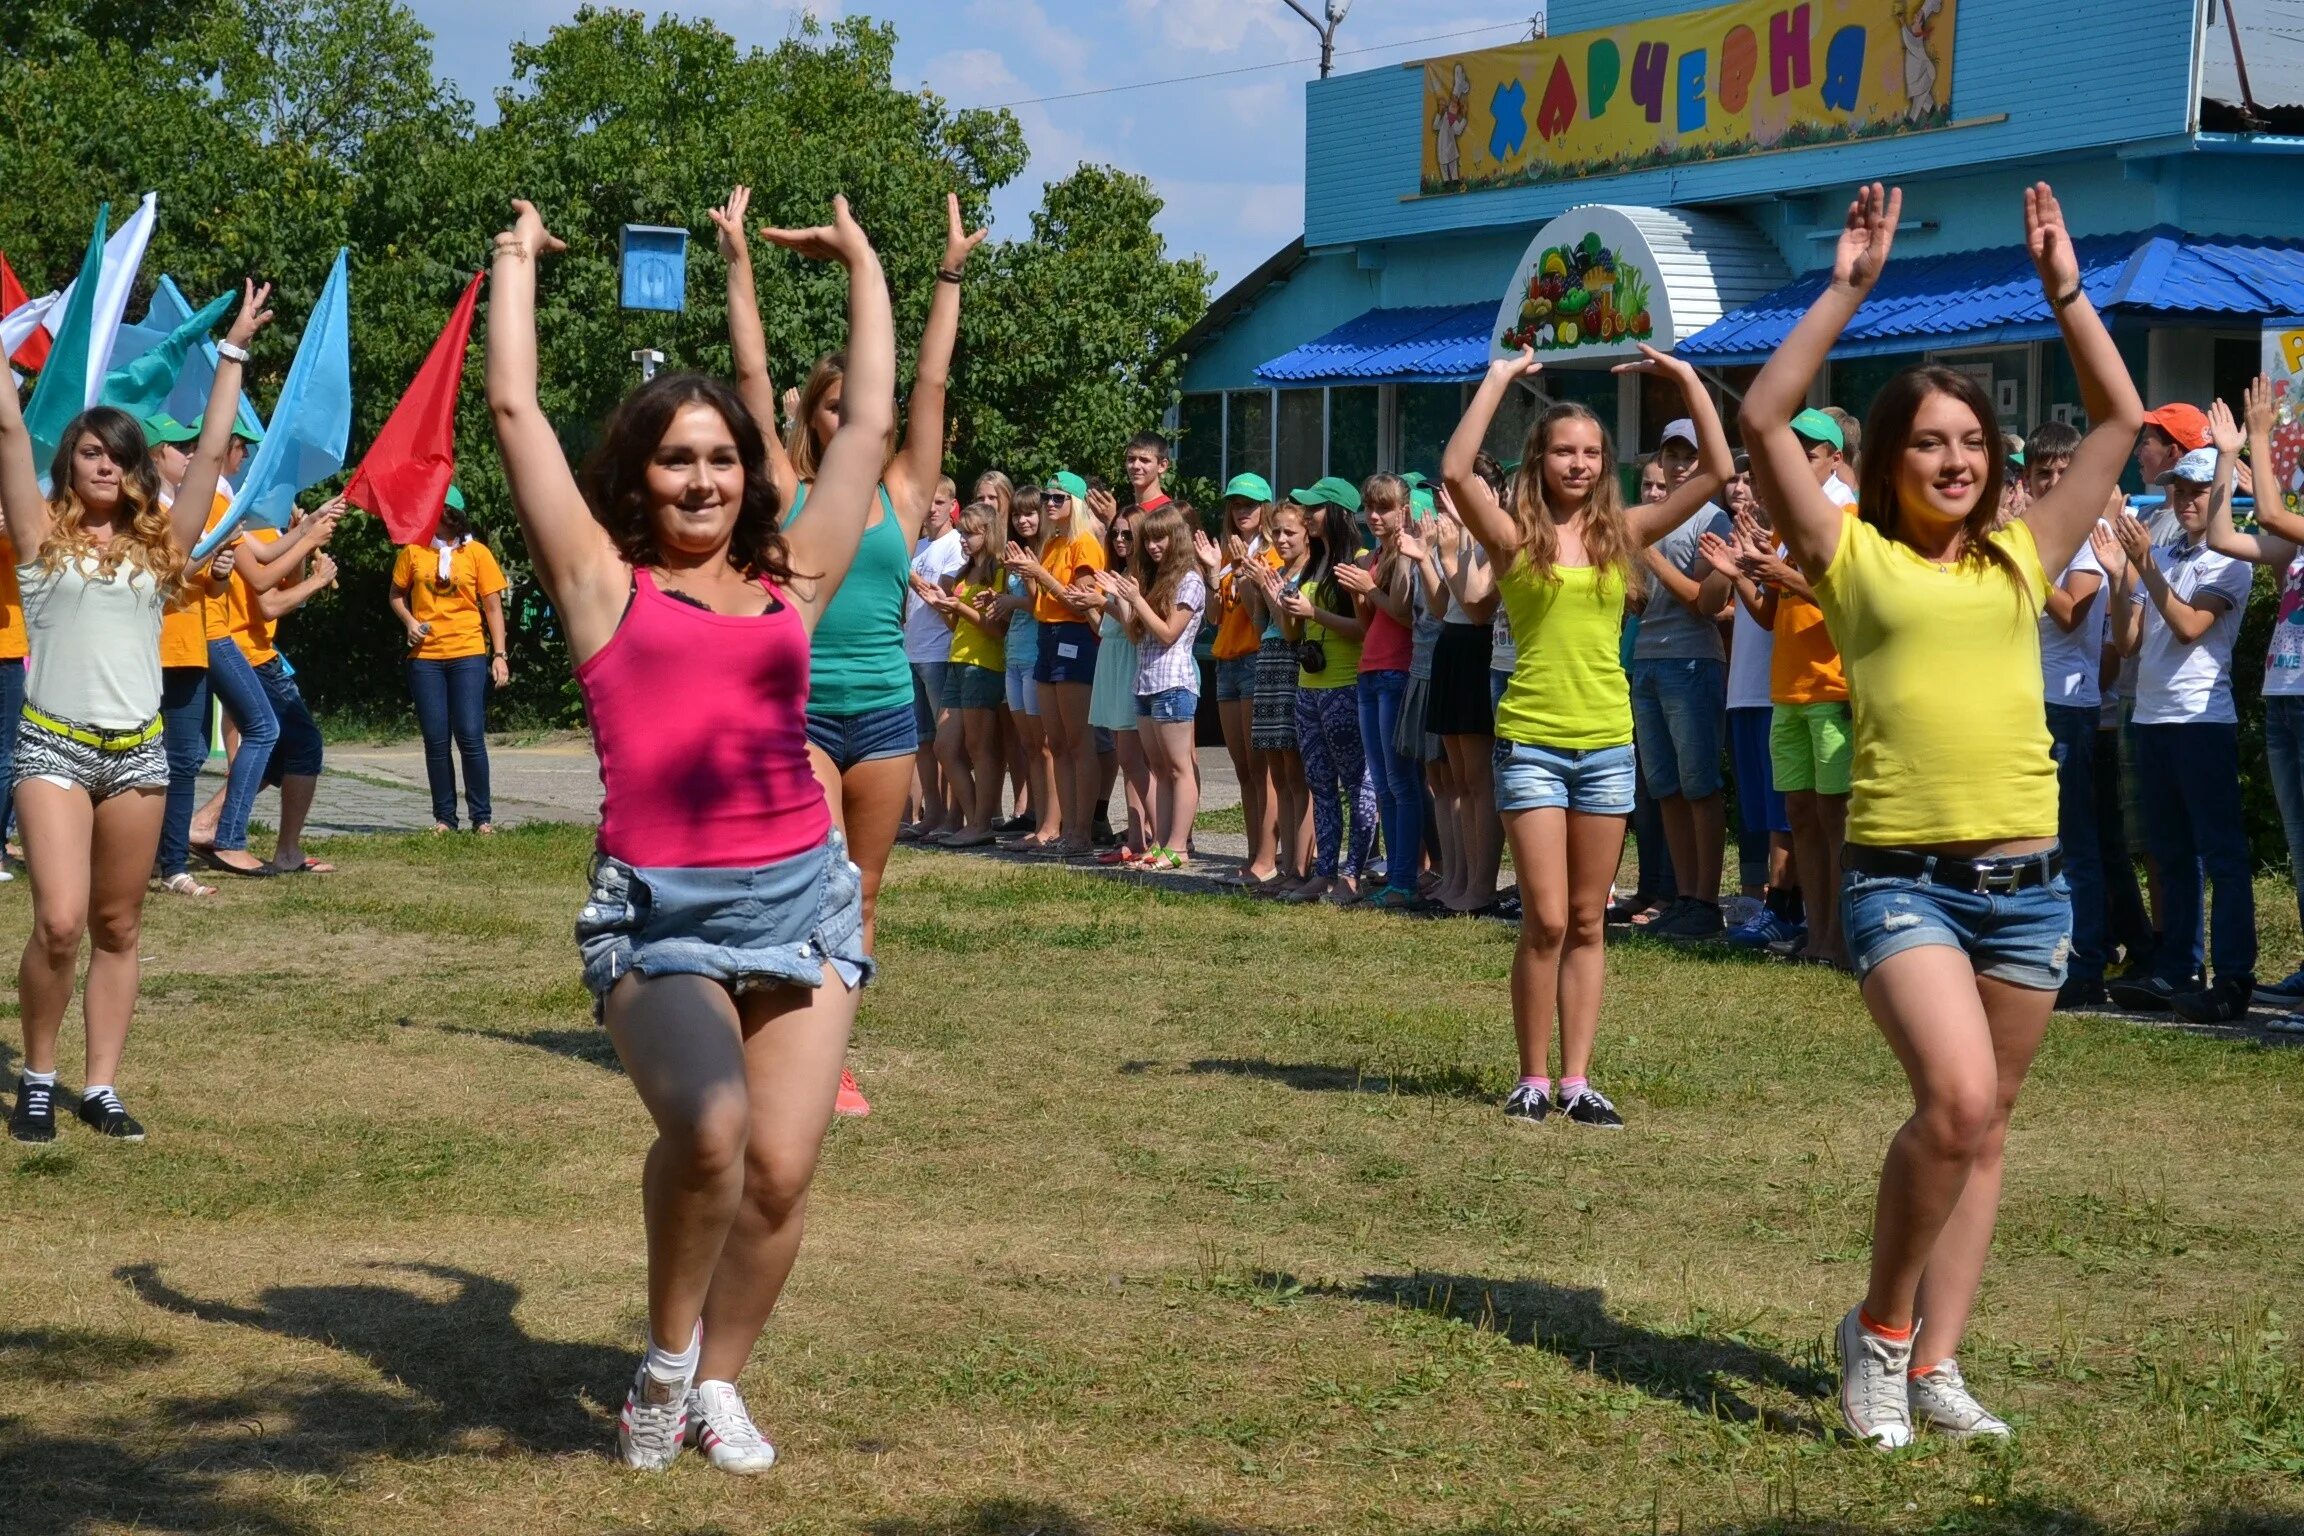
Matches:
[0,175,2276,1466]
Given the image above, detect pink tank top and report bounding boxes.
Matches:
[577,569,829,868]
[1360,558,1412,673]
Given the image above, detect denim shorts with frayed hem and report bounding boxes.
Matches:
[1493,739,1636,816]
[1136,686,1198,723]
[1841,860,2071,990]
[805,701,918,770]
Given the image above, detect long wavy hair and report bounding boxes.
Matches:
[1129,502,1196,618]
[1858,365,2027,602]
[1300,498,1359,613]
[580,372,797,584]
[1506,402,1640,602]
[41,407,185,591]
[786,350,900,483]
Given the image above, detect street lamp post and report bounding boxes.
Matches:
[1280,0,1353,79]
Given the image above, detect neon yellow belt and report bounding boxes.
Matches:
[22,707,163,752]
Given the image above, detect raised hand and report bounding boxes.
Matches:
[2210,397,2243,457]
[1610,341,1694,383]
[1697,529,1742,579]
[761,194,872,268]
[1001,539,1042,576]
[942,192,988,272]
[2089,505,2128,581]
[1396,527,1429,563]
[209,544,239,581]
[225,279,275,349]
[1487,345,1542,386]
[710,186,753,264]
[1223,534,1249,566]
[2024,182,2080,300]
[1832,183,1901,293]
[2247,374,2278,441]
[1193,529,1222,572]
[1086,486,1117,526]
[499,199,567,263]
[312,552,339,587]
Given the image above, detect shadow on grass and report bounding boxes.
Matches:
[439,1022,623,1072]
[116,1260,625,1455]
[1179,1058,1489,1100]
[1330,1271,1832,1434]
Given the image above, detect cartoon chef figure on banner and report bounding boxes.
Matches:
[1429,61,1471,185]
[1898,0,1946,120]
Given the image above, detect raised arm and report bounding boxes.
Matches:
[1615,346,1734,547]
[237,501,341,593]
[2243,375,2304,545]
[1443,351,1540,562]
[2016,184,2145,578]
[2204,395,2295,566]
[174,282,275,555]
[0,355,47,558]
[1741,184,1902,577]
[486,200,628,664]
[712,187,797,510]
[886,194,986,540]
[765,197,895,630]
[257,551,336,619]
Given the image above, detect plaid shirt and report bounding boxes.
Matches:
[1134,571,1206,695]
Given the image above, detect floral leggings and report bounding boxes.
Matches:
[1294,683,1377,880]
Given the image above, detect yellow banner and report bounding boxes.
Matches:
[1419,0,1956,196]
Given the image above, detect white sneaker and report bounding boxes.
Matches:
[1836,1306,1915,1448]
[686,1379,778,1474]
[617,1363,690,1470]
[0,868,15,882]
[1909,1358,2011,1441]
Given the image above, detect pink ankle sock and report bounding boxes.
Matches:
[1559,1076,1588,1101]
[1518,1075,1549,1096]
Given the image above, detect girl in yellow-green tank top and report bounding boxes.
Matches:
[1740,182,2144,1451]
[1441,343,1735,1136]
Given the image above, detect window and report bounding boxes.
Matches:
[1328,387,1379,485]
[1397,384,1464,478]
[1179,393,1223,485]
[1537,369,1617,441]
[1276,388,1325,494]
[1482,380,1539,464]
[1226,390,1272,484]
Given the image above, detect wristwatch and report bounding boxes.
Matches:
[216,339,250,363]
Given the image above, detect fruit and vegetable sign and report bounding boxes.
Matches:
[1420,0,1957,196]
[1492,208,1669,361]
[2261,319,2304,519]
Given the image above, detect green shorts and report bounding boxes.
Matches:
[1770,700,1852,796]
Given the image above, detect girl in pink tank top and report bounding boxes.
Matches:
[486,187,897,1475]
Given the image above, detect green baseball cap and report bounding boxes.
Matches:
[142,413,198,445]
[444,484,466,512]
[1289,475,1363,513]
[1409,487,1435,516]
[1790,408,1845,452]
[1399,471,1429,489]
[191,414,265,444]
[1043,470,1088,500]
[1222,472,1274,503]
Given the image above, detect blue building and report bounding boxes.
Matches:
[1175,0,2304,490]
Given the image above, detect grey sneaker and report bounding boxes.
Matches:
[686,1379,778,1474]
[617,1363,690,1470]
[1908,1359,2010,1441]
[1836,1306,1915,1448]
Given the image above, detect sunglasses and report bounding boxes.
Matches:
[1043,491,1071,505]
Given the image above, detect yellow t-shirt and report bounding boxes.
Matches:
[1034,526,1108,624]
[1295,570,1363,690]
[0,536,25,661]
[1813,516,2056,846]
[1494,558,1632,750]
[949,577,1005,671]
[392,540,508,660]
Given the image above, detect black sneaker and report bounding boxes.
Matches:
[75,1089,145,1142]
[2105,974,2181,1013]
[2054,977,2108,1011]
[2171,974,2254,1024]
[1558,1086,1625,1128]
[1502,1083,1550,1124]
[1652,899,1725,940]
[9,1077,57,1143]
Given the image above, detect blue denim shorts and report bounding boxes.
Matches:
[805,701,918,770]
[910,661,948,740]
[1035,621,1099,685]
[253,656,324,781]
[1137,686,1198,723]
[577,832,873,1018]
[1494,739,1637,815]
[1215,653,1258,703]
[1841,858,2072,990]
[1629,656,1726,800]
[943,662,1006,712]
[1006,664,1038,717]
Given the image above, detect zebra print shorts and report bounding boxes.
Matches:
[14,716,169,801]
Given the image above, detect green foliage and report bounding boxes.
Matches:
[0,2,1211,723]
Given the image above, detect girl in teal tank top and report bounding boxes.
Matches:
[787,483,910,718]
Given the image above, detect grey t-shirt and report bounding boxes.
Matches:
[1632,503,1731,662]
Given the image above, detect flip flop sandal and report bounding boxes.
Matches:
[272,857,336,875]
[160,873,217,897]
[200,850,275,877]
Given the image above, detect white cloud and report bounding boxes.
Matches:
[968,0,1094,85]
[922,45,1028,103]
[1122,0,1298,56]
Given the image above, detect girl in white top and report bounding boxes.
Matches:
[0,282,275,1145]
[1112,501,1206,871]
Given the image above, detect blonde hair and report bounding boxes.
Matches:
[1506,403,1641,602]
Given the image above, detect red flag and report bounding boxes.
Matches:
[0,251,53,370]
[343,270,485,544]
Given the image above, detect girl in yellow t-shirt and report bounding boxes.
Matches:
[1739,183,2143,1450]
[1443,343,1733,1134]
[388,486,509,833]
[924,497,1008,848]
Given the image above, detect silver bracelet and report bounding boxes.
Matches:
[215,339,250,363]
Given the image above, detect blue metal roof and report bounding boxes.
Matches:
[1254,302,1495,385]
[1679,229,2304,364]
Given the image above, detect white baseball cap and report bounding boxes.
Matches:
[2155,446,2219,485]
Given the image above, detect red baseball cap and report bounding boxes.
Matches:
[2141,403,2210,451]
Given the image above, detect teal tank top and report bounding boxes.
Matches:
[789,483,912,716]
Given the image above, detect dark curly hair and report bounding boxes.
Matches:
[578,372,799,584]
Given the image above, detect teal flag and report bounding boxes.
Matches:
[21,204,107,472]
[99,289,233,420]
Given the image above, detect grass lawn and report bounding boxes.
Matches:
[2,825,2301,1535]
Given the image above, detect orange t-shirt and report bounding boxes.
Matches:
[1033,525,1108,625]
[1769,590,1847,704]
[1213,546,1283,660]
[392,540,508,660]
[228,527,283,666]
[0,535,25,662]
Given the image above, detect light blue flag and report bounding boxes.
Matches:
[145,277,267,434]
[99,288,234,420]
[194,250,351,560]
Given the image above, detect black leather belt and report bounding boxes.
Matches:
[1843,843,2062,894]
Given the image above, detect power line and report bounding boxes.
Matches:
[983,21,1533,110]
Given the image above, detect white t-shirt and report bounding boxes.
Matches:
[1726,597,1774,710]
[1823,474,1858,508]
[2264,549,2304,698]
[2038,542,2108,710]
[902,529,967,663]
[2131,541,2255,725]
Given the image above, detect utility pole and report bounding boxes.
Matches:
[1280,0,1353,79]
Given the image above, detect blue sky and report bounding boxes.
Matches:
[399,0,1543,290]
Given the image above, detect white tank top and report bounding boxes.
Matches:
[20,553,165,728]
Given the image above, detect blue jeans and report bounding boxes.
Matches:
[2132,721,2257,986]
[206,639,279,851]
[1628,656,1726,799]
[2262,695,2304,937]
[1358,669,1420,894]
[410,655,493,829]
[158,667,211,878]
[0,657,22,845]
[2045,704,2107,985]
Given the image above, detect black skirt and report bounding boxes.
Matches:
[1426,621,1496,737]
